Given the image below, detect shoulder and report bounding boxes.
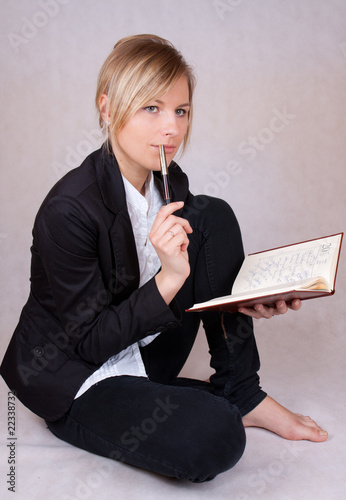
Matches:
[44,147,102,201]
[33,147,115,242]
[36,146,117,221]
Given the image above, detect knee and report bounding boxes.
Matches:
[185,403,246,482]
[183,195,240,234]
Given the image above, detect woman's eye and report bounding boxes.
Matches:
[175,108,187,116]
[145,106,158,113]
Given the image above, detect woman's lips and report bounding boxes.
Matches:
[153,145,176,155]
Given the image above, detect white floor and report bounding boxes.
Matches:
[1,300,345,500]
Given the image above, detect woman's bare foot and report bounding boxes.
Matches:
[242,395,328,442]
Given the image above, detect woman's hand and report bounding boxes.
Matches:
[238,299,302,319]
[150,201,193,304]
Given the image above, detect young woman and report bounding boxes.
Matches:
[0,34,327,483]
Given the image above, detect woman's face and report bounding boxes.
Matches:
[112,76,190,190]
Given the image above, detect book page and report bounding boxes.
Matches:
[232,234,341,295]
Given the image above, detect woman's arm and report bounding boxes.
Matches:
[33,195,181,365]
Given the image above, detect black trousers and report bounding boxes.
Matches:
[47,196,266,482]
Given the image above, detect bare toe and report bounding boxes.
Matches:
[292,414,328,442]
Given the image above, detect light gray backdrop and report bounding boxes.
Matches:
[1,0,345,429]
[1,2,346,499]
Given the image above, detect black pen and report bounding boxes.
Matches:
[159,144,172,204]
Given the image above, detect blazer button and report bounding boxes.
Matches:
[32,346,44,357]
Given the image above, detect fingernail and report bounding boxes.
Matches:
[319,430,328,436]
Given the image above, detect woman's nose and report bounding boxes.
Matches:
[160,113,179,136]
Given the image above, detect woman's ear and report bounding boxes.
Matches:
[99,94,110,124]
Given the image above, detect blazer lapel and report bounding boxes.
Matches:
[96,145,140,297]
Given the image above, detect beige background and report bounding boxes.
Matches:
[0,1,345,499]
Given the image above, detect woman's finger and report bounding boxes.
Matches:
[238,299,302,319]
[150,203,192,244]
[150,201,184,233]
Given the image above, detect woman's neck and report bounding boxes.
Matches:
[111,141,149,196]
[121,169,149,197]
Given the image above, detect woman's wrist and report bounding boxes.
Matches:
[155,270,186,305]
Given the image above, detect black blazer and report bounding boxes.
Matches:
[0,145,192,421]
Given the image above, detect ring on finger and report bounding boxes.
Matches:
[168,230,175,238]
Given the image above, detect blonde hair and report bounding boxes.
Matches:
[95,34,196,152]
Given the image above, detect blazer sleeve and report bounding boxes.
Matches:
[32,195,181,365]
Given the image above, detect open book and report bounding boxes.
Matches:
[187,233,343,313]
